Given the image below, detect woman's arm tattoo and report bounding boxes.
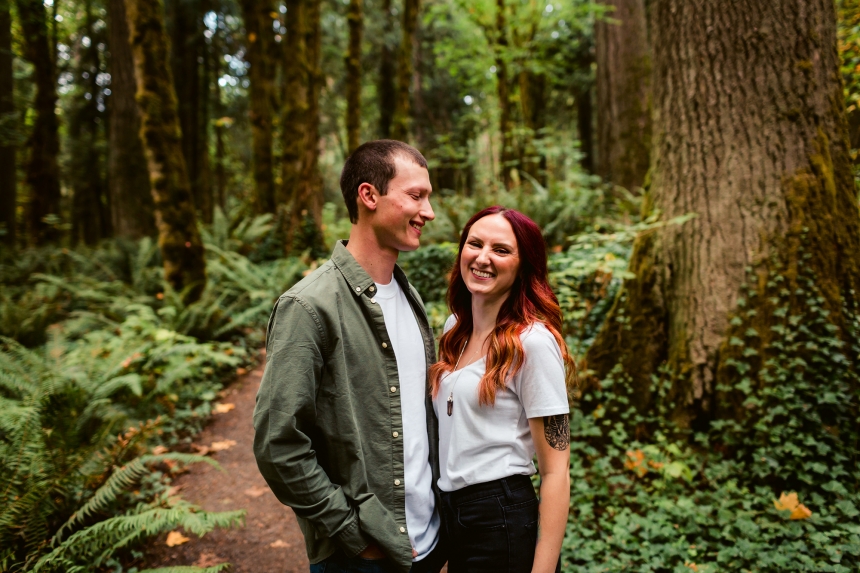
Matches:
[543,414,570,451]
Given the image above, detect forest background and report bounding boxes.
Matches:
[3,0,860,571]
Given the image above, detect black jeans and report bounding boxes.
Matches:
[440,474,560,573]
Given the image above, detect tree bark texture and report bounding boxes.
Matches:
[576,81,595,173]
[377,0,395,138]
[287,0,324,256]
[0,0,15,247]
[71,0,109,246]
[279,0,306,209]
[107,0,156,239]
[168,0,210,222]
[391,0,419,141]
[586,0,860,429]
[126,0,207,301]
[595,0,651,192]
[240,0,276,214]
[519,68,547,185]
[495,0,515,188]
[15,0,62,245]
[345,0,362,153]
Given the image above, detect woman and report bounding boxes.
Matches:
[430,206,575,573]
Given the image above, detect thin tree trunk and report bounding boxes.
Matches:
[279,0,306,209]
[495,0,514,188]
[107,0,155,239]
[240,0,276,213]
[345,0,362,153]
[287,0,324,256]
[126,0,206,301]
[595,0,651,191]
[586,0,860,430]
[15,0,62,245]
[212,12,226,211]
[0,0,15,247]
[377,0,395,138]
[576,79,595,173]
[391,0,419,141]
[71,0,108,245]
[519,68,546,185]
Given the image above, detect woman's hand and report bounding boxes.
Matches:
[528,413,571,573]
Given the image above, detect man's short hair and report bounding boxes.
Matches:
[340,140,428,223]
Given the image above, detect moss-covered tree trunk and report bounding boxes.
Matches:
[107,0,156,239]
[168,0,211,222]
[595,0,651,192]
[345,0,362,153]
[519,67,546,186]
[586,0,860,429]
[391,0,418,141]
[15,0,61,245]
[377,0,395,138]
[0,0,15,247]
[240,0,276,214]
[287,0,324,256]
[576,79,594,174]
[126,0,206,301]
[279,0,306,210]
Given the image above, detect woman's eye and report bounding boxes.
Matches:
[494,248,509,254]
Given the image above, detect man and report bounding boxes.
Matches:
[253,140,445,573]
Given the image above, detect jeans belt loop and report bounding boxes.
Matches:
[501,475,514,500]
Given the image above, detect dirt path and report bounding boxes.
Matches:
[141,363,310,572]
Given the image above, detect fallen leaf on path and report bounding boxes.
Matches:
[236,367,248,376]
[210,440,237,452]
[193,552,225,567]
[151,445,168,455]
[166,485,183,496]
[270,540,290,548]
[245,486,269,498]
[774,492,813,520]
[213,402,235,414]
[166,531,190,547]
[192,444,211,455]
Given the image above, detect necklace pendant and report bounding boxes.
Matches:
[447,394,453,416]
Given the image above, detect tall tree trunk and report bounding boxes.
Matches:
[0,0,15,247]
[287,0,324,256]
[345,0,362,153]
[377,0,395,138]
[212,12,226,212]
[168,0,210,221]
[586,0,860,430]
[576,81,595,173]
[391,0,419,141]
[595,0,651,191]
[495,0,514,188]
[279,0,306,209]
[126,0,207,301]
[15,0,62,245]
[519,68,547,186]
[239,0,276,213]
[107,0,155,239]
[71,0,108,246]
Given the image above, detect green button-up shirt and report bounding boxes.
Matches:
[253,241,440,573]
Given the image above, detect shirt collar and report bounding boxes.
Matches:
[331,240,411,296]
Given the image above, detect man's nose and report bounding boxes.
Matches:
[420,196,435,221]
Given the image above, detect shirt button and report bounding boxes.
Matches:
[394,479,401,486]
[355,287,361,292]
[382,342,388,349]
[390,386,397,393]
[369,286,375,292]
[399,527,406,533]
[370,298,376,304]
[392,431,399,437]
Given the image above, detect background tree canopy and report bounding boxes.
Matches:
[2,0,860,571]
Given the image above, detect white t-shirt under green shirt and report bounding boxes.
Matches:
[432,314,570,492]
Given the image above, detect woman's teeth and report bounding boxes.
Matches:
[472,269,493,278]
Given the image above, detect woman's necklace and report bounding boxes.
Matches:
[446,338,482,416]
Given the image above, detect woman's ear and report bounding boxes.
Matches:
[356,182,379,213]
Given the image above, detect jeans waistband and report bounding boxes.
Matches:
[440,474,534,506]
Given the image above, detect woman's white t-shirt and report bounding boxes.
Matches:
[432,315,570,492]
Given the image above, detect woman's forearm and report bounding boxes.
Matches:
[531,470,570,573]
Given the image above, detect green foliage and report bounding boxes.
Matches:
[399,242,458,304]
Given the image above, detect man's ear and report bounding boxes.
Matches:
[356,182,379,213]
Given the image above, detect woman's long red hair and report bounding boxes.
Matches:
[429,206,576,405]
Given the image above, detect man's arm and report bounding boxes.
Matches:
[253,296,371,556]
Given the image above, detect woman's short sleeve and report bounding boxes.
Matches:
[512,324,570,418]
[443,314,457,335]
